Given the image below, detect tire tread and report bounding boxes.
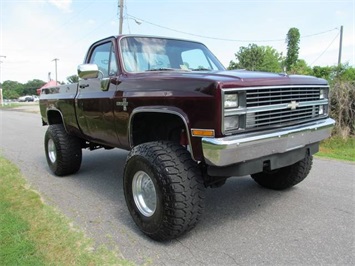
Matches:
[251,154,313,190]
[45,124,82,176]
[124,141,205,241]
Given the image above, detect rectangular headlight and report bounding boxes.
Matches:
[319,105,324,115]
[224,94,239,108]
[319,105,328,116]
[224,116,239,131]
[320,88,328,99]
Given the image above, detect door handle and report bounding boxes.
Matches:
[79,84,89,89]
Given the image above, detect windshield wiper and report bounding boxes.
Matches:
[146,68,176,72]
[191,67,211,71]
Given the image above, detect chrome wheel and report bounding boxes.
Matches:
[47,139,57,163]
[132,170,157,217]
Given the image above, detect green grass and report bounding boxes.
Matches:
[0,155,132,266]
[317,136,355,162]
[0,102,22,109]
[0,202,45,265]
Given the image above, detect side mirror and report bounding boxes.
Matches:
[77,64,99,79]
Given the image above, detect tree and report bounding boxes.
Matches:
[23,79,46,95]
[2,80,24,99]
[228,44,282,72]
[334,63,355,81]
[311,63,355,83]
[260,46,283,73]
[312,66,333,81]
[1,79,46,99]
[229,44,264,71]
[67,75,79,84]
[289,59,313,75]
[285,28,300,71]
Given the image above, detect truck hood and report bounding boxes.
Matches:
[127,69,328,87]
[121,70,328,97]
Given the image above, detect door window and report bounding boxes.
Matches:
[89,42,118,77]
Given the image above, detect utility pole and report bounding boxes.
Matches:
[119,0,124,34]
[0,55,6,106]
[338,25,343,66]
[52,58,59,84]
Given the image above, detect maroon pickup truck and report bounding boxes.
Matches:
[40,35,335,241]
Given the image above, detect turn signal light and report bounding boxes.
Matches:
[191,129,215,137]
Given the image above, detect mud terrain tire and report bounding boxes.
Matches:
[123,141,205,241]
[251,154,313,190]
[45,124,82,176]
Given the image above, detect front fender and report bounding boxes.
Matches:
[128,106,203,160]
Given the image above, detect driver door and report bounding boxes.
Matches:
[76,40,120,147]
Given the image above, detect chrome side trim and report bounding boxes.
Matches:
[202,118,335,167]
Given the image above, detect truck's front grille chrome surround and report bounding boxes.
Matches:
[222,85,330,133]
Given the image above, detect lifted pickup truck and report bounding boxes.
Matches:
[40,35,335,241]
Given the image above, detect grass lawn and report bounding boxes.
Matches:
[0,155,132,266]
[317,136,355,162]
[0,102,22,108]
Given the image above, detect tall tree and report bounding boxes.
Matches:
[285,27,300,71]
[228,44,282,72]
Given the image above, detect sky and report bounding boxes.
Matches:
[0,0,354,84]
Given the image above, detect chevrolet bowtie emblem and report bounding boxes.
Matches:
[287,101,299,110]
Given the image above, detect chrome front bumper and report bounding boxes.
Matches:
[202,118,335,167]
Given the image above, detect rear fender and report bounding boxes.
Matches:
[46,109,64,125]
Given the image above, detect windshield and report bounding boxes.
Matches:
[120,36,225,72]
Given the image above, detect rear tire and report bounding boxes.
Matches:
[251,153,313,190]
[123,141,205,241]
[44,124,82,176]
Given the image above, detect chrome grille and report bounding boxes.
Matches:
[246,87,320,107]
[246,106,320,128]
[245,86,327,129]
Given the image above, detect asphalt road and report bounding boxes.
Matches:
[1,109,354,265]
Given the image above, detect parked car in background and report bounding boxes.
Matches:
[18,95,38,102]
[18,95,33,102]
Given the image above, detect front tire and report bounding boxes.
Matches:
[123,141,205,241]
[251,153,313,190]
[44,124,82,176]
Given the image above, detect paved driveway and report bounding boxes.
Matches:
[1,109,354,265]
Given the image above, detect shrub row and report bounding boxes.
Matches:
[329,80,355,138]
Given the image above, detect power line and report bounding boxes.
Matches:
[42,1,95,42]
[310,31,340,66]
[62,13,117,50]
[126,13,338,43]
